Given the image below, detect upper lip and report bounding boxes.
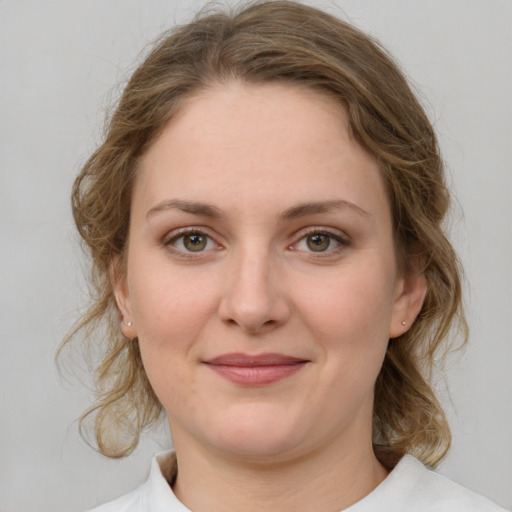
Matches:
[204,353,309,366]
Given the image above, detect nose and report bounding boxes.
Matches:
[218,247,291,335]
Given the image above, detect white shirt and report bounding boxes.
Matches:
[87,451,507,511]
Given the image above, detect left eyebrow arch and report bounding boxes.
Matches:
[280,200,370,220]
[146,199,223,219]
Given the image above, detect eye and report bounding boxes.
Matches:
[166,230,218,254]
[305,233,332,252]
[292,230,348,254]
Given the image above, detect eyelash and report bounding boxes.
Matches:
[162,227,350,259]
[163,227,222,260]
[290,227,350,257]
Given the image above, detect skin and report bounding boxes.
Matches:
[115,81,427,511]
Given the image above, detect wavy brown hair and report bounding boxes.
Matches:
[60,0,467,466]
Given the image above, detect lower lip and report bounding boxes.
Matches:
[206,363,307,385]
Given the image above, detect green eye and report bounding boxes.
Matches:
[183,233,208,252]
[306,233,331,252]
[166,230,219,257]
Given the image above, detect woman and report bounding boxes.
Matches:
[63,1,507,510]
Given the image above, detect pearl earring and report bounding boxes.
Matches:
[401,321,406,326]
[125,321,133,327]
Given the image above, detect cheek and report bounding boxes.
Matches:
[296,260,395,373]
[128,266,220,383]
[130,253,218,330]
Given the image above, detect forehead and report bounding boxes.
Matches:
[134,81,388,221]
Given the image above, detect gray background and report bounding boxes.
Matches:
[0,0,511,510]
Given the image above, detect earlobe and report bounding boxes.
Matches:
[121,319,137,340]
[109,257,138,339]
[389,270,427,339]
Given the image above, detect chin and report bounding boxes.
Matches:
[202,406,313,463]
[213,434,304,464]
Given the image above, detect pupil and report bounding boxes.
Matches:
[185,234,207,251]
[307,234,329,251]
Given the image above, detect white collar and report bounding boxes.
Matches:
[94,450,504,511]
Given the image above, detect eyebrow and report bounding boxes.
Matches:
[146,198,369,220]
[280,199,370,220]
[146,199,223,219]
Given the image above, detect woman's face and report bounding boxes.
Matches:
[116,82,425,462]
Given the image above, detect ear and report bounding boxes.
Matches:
[109,256,138,340]
[389,264,427,339]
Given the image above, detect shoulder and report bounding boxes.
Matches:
[387,455,507,511]
[85,451,183,512]
[85,485,146,512]
[348,455,507,511]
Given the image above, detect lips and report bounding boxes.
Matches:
[203,353,309,385]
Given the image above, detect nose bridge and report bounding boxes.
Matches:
[236,244,272,302]
[220,241,288,333]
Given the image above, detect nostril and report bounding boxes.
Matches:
[221,314,279,334]
[217,268,291,333]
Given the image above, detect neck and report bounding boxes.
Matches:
[171,432,388,512]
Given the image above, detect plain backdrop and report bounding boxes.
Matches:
[0,0,511,510]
